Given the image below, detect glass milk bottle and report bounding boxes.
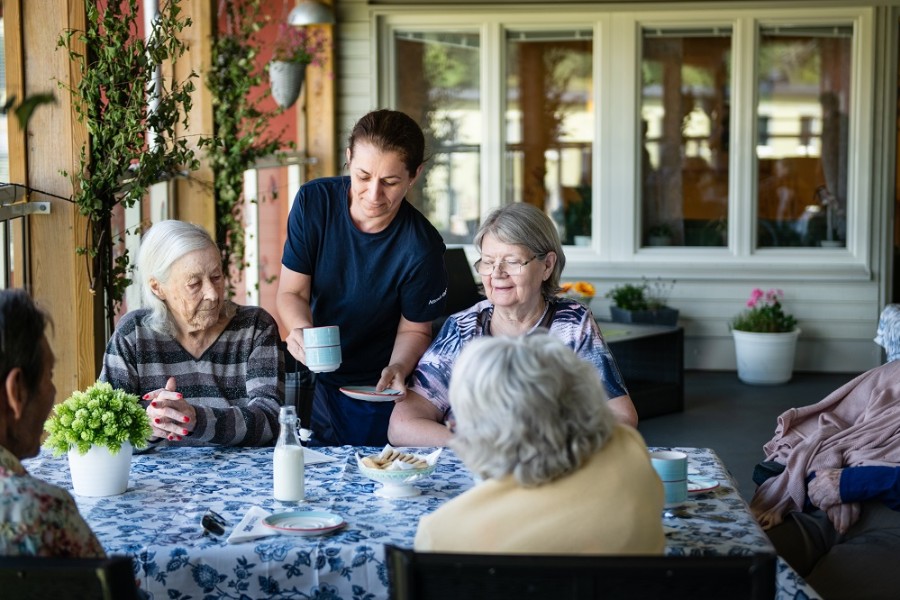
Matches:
[273,406,305,501]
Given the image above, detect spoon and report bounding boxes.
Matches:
[663,509,734,523]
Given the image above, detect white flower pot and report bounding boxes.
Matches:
[732,328,801,385]
[269,60,306,109]
[67,442,133,497]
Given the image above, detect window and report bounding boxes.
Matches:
[379,6,871,272]
[505,29,593,246]
[640,28,732,248]
[755,26,852,249]
[394,30,482,244]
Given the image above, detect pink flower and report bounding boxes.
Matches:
[747,288,764,308]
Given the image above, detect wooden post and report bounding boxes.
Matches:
[173,0,216,235]
[18,0,101,393]
[303,0,336,179]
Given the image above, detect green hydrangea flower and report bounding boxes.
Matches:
[44,381,152,457]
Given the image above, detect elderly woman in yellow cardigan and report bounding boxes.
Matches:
[415,333,664,554]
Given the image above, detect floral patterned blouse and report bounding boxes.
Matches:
[0,446,105,557]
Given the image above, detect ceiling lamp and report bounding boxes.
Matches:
[287,0,335,26]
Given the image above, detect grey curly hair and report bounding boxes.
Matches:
[449,332,615,487]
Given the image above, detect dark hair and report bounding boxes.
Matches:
[347,109,426,177]
[0,289,49,392]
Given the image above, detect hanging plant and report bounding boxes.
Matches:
[202,0,292,291]
[59,0,200,333]
[268,22,328,109]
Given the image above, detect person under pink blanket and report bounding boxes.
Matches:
[750,360,900,600]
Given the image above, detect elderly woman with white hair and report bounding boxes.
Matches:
[414,333,664,554]
[100,220,283,446]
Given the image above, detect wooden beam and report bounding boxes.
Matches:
[20,0,100,394]
[305,0,336,178]
[173,0,216,235]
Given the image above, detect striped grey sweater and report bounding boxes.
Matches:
[100,303,284,447]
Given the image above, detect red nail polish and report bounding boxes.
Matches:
[150,401,157,408]
[182,429,188,435]
[183,416,190,423]
[142,394,150,400]
[154,418,161,424]
[167,435,174,441]
[175,393,183,399]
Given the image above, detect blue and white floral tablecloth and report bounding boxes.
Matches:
[25,445,819,600]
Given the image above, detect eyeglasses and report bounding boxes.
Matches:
[474,254,543,276]
[201,509,227,536]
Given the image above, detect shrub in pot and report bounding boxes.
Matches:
[606,278,678,326]
[44,382,152,496]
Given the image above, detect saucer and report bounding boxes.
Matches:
[340,386,402,402]
[687,478,720,494]
[262,510,346,536]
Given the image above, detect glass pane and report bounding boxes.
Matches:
[505,30,593,246]
[756,26,852,248]
[640,29,732,247]
[394,31,481,244]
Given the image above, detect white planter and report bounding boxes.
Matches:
[67,442,133,497]
[269,61,306,109]
[732,328,801,385]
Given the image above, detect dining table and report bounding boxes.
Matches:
[25,444,821,600]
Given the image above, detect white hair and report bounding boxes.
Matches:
[137,220,223,335]
[449,332,615,487]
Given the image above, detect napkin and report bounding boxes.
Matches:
[226,506,277,544]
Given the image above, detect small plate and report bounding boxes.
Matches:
[688,478,720,494]
[340,386,403,402]
[262,510,346,536]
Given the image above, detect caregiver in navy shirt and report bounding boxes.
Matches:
[277,109,447,446]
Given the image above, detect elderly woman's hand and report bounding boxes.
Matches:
[144,377,196,442]
[376,363,408,397]
[825,502,860,534]
[808,468,843,509]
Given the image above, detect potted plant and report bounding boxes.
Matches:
[268,22,328,109]
[44,381,152,497]
[730,288,801,385]
[559,281,596,308]
[606,278,678,326]
[646,223,674,246]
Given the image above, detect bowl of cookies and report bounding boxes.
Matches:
[356,446,442,498]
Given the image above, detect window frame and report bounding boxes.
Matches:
[373,4,875,281]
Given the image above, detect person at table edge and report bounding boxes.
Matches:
[388,203,638,447]
[277,109,448,447]
[101,220,283,447]
[751,360,900,599]
[415,334,663,553]
[0,289,104,557]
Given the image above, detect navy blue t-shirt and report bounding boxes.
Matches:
[282,176,448,389]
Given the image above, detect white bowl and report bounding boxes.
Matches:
[358,460,437,498]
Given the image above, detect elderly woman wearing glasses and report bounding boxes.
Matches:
[388,203,637,447]
[414,334,663,553]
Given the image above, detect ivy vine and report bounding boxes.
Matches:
[203,0,289,291]
[59,0,200,333]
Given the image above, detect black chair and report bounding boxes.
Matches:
[433,248,484,336]
[0,554,140,600]
[385,545,776,600]
[281,340,315,429]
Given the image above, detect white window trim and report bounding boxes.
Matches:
[373,4,876,282]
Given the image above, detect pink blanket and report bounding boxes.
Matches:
[750,360,900,529]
